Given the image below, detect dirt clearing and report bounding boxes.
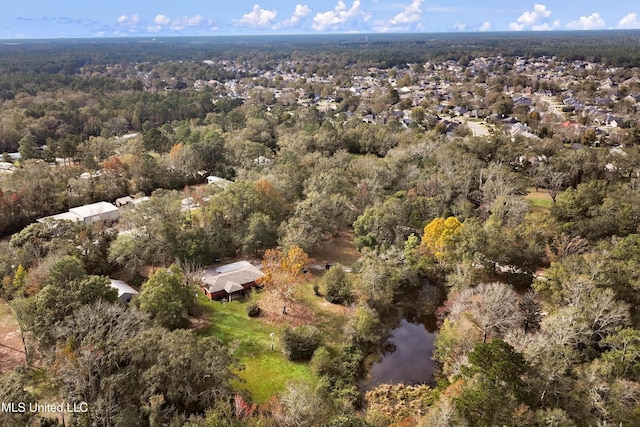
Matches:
[309,228,361,267]
[0,300,27,373]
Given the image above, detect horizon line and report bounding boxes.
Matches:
[3,28,640,42]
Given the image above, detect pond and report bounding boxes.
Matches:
[366,315,437,387]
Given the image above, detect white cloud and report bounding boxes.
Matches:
[372,24,392,32]
[371,0,424,32]
[479,21,491,32]
[274,4,312,29]
[116,14,140,26]
[618,12,640,29]
[154,14,171,26]
[115,14,140,33]
[236,4,278,28]
[373,0,423,32]
[170,15,204,30]
[532,19,560,31]
[312,1,370,31]
[390,0,423,25]
[149,14,213,33]
[531,23,551,31]
[509,3,552,31]
[566,13,605,30]
[520,3,551,25]
[453,21,491,32]
[188,15,203,26]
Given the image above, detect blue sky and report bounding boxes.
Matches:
[2,1,640,39]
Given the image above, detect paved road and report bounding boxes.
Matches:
[466,121,489,136]
[548,101,566,121]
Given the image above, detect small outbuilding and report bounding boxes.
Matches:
[115,196,134,207]
[109,279,139,304]
[206,176,232,187]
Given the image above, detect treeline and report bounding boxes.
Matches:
[2,31,640,76]
[0,86,217,153]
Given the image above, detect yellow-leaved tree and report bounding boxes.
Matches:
[421,217,464,262]
[259,245,310,315]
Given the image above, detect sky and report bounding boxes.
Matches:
[2,1,640,39]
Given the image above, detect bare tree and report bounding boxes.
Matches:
[545,171,566,203]
[448,282,523,343]
[273,380,329,427]
[480,163,526,207]
[550,233,589,259]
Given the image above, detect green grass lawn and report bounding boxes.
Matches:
[299,279,350,349]
[526,188,554,213]
[196,293,317,403]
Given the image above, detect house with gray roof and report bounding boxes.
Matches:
[69,202,120,223]
[201,260,265,301]
[37,201,120,224]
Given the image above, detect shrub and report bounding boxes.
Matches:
[324,266,354,305]
[245,302,261,317]
[345,305,384,349]
[325,415,372,427]
[310,346,332,375]
[316,346,364,406]
[364,383,435,423]
[281,325,323,361]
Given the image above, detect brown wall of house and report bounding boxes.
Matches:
[202,281,259,301]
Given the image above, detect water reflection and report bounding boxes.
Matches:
[364,281,442,388]
[367,317,436,387]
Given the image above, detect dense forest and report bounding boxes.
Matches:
[1,32,640,426]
